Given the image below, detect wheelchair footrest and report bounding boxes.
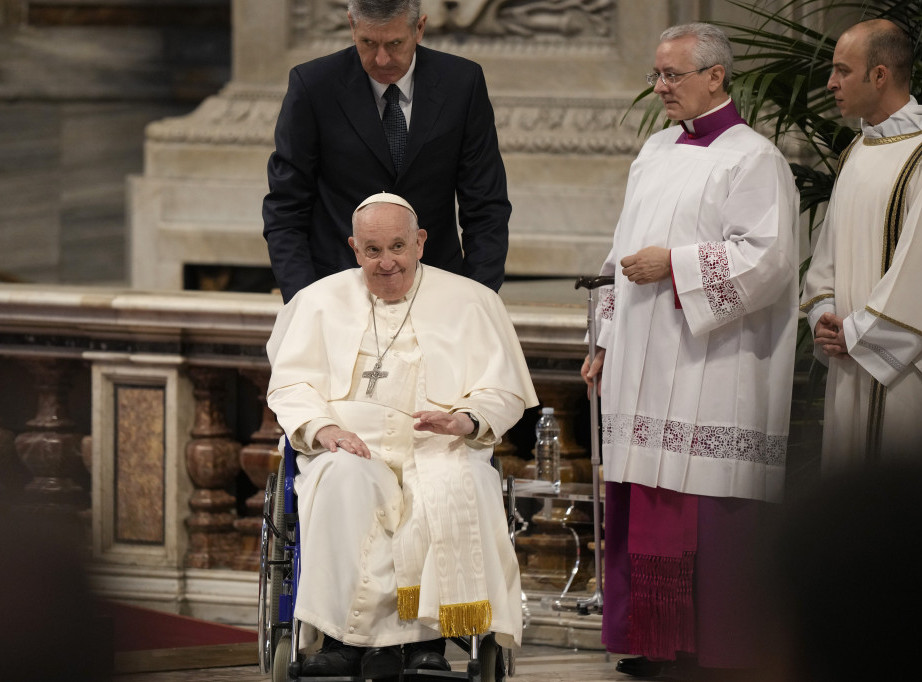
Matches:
[403,670,467,679]
[291,672,468,682]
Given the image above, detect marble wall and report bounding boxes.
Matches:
[128,0,767,290]
[2,1,813,290]
[0,0,231,285]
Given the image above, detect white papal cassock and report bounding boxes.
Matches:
[801,97,922,469]
[597,122,800,503]
[266,265,538,651]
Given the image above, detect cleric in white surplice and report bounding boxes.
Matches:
[801,19,922,469]
[582,23,799,678]
[266,192,537,678]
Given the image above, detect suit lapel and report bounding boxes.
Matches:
[403,46,447,177]
[336,49,394,174]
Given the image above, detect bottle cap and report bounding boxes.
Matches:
[541,407,554,415]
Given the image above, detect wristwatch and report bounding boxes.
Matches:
[464,412,480,436]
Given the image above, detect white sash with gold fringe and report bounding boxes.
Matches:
[392,433,492,637]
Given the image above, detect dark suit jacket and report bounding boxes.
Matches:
[263,44,511,303]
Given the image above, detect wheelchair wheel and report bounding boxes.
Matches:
[269,458,287,628]
[257,469,278,674]
[258,458,290,673]
[466,634,503,682]
[272,635,292,682]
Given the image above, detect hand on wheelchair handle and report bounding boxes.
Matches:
[317,425,371,458]
[580,348,605,399]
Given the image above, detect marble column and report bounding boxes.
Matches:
[13,358,88,518]
[233,367,283,572]
[0,422,27,501]
[184,366,241,569]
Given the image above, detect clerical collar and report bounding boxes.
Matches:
[677,98,745,147]
[369,52,416,107]
[861,95,922,140]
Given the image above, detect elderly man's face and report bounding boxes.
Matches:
[349,12,426,84]
[828,28,881,122]
[349,203,427,301]
[653,35,720,121]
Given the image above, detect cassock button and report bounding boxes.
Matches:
[349,627,355,633]
[353,610,360,617]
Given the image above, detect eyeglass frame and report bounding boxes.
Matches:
[645,65,717,87]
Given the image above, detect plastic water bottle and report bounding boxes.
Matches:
[535,406,561,492]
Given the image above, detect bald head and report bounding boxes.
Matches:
[846,19,913,89]
[828,18,913,124]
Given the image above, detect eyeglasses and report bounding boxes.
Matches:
[645,66,716,87]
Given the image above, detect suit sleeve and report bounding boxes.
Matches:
[455,66,511,293]
[263,67,321,303]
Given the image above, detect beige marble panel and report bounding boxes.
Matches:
[92,360,194,568]
[115,384,166,544]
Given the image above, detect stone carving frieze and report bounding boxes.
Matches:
[290,0,615,43]
[145,85,286,146]
[145,86,645,155]
[493,95,645,154]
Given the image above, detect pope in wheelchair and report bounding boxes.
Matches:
[265,192,538,678]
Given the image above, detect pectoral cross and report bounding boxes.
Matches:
[362,360,389,396]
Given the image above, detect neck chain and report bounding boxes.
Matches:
[363,265,423,396]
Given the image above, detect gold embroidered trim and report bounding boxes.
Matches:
[862,130,922,145]
[837,134,861,174]
[438,600,493,638]
[866,380,886,462]
[800,293,834,312]
[882,140,922,276]
[397,585,420,621]
[865,306,922,336]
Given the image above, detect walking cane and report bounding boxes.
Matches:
[573,275,613,616]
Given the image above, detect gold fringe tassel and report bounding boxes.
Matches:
[438,600,493,638]
[397,585,420,621]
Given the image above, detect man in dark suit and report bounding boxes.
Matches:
[263,0,511,303]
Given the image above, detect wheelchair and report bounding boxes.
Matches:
[258,438,518,682]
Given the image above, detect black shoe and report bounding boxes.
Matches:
[299,636,364,677]
[616,656,665,677]
[361,645,403,679]
[404,638,451,671]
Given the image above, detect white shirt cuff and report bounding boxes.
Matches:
[844,310,922,386]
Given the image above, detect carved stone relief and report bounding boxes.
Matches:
[144,86,643,156]
[289,0,615,42]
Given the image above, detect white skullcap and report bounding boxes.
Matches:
[352,192,418,219]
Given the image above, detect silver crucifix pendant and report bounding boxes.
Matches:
[362,360,389,396]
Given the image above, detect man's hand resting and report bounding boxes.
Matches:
[621,246,671,285]
[814,312,849,359]
[316,425,371,458]
[412,410,476,436]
